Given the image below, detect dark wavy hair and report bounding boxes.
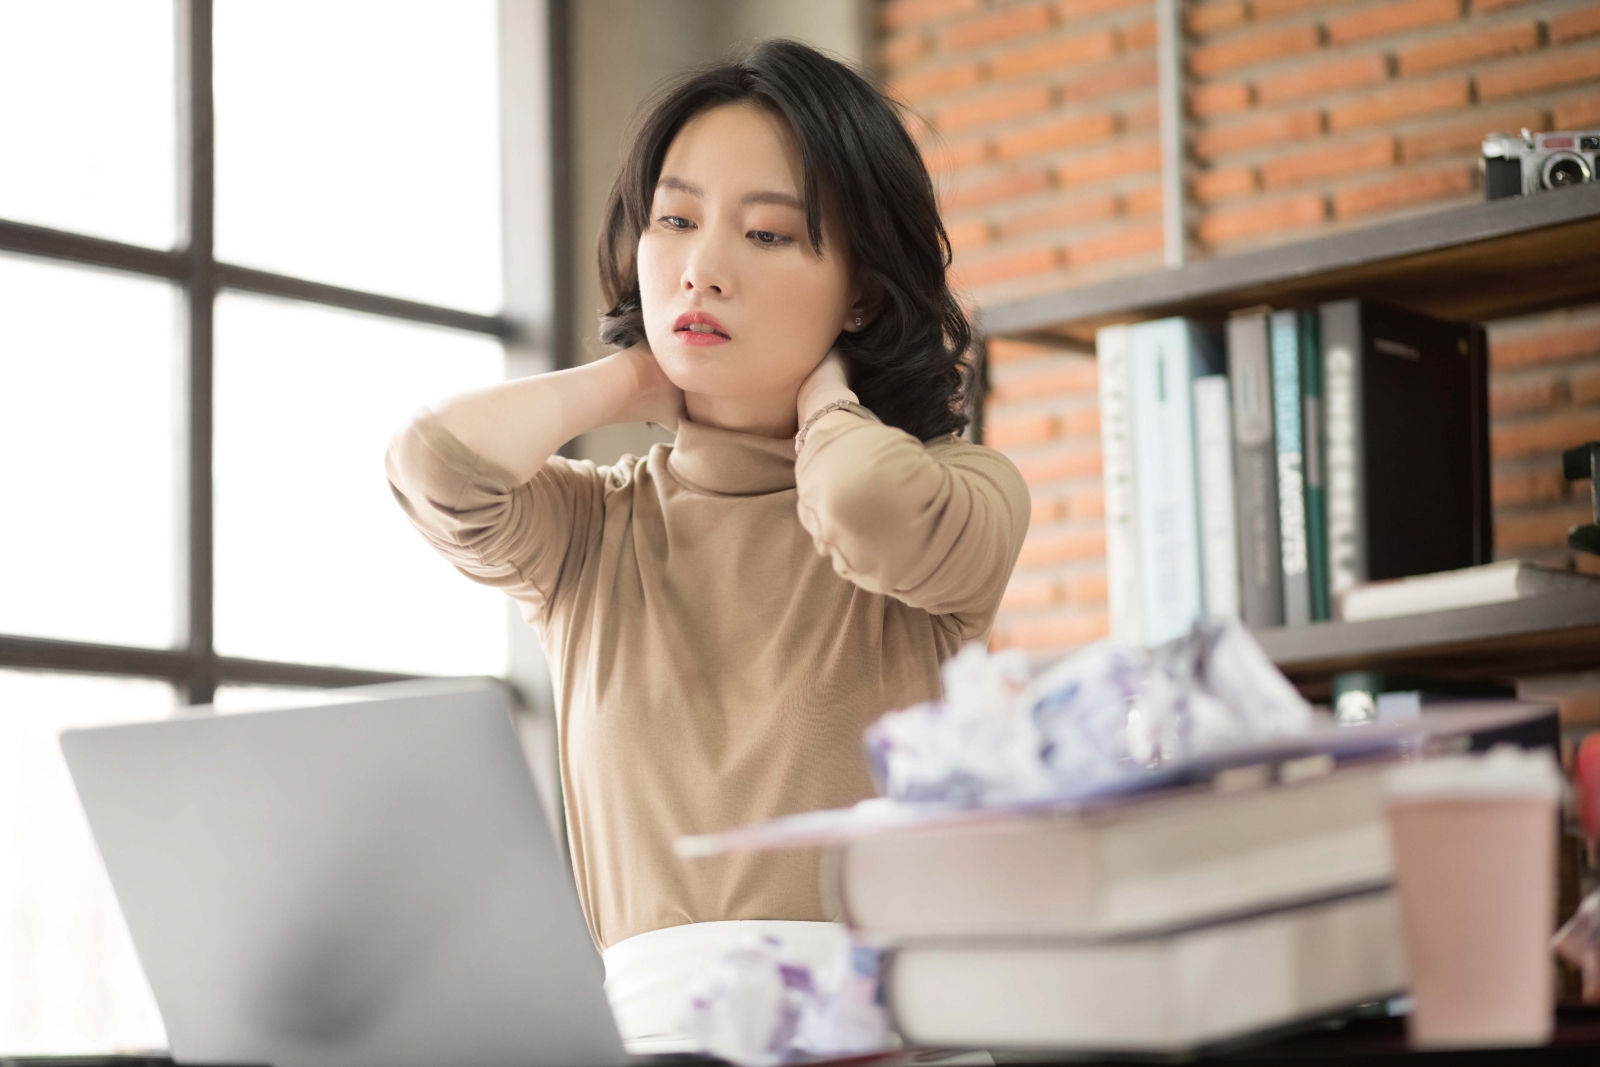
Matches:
[596,38,972,442]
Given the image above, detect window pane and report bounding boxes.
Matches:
[209,684,334,714]
[213,292,508,676]
[0,670,171,1054]
[0,1,176,248]
[0,256,179,648]
[214,1,503,312]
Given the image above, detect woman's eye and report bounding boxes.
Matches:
[749,230,790,246]
[657,215,693,230]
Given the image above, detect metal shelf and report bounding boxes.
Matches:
[979,182,1600,348]
[1256,589,1600,691]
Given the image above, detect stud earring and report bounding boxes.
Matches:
[854,317,863,327]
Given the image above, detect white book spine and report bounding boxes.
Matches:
[1097,325,1143,646]
[1193,376,1241,619]
[1132,320,1205,646]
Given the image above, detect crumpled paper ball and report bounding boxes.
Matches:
[865,618,1313,806]
[679,934,890,1066]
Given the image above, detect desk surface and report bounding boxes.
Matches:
[5,1010,1600,1067]
[991,1006,1600,1065]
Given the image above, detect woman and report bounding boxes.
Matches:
[385,38,1030,1051]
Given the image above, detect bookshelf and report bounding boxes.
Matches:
[1257,590,1600,694]
[978,182,1600,691]
[979,182,1600,350]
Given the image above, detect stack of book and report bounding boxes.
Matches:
[833,702,1559,1054]
[1098,301,1492,643]
[676,703,1560,1054]
[847,758,1406,1053]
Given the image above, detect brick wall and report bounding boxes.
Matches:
[876,0,1600,658]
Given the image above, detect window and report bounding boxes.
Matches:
[0,672,172,1054]
[0,0,547,1052]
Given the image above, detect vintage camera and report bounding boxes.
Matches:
[1482,129,1600,199]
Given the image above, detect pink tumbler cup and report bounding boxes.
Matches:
[1386,746,1564,1049]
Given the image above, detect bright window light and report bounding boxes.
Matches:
[213,292,509,677]
[0,255,180,649]
[209,684,341,714]
[214,0,503,312]
[0,0,176,248]
[0,670,171,1054]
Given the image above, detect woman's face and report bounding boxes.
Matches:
[637,102,861,407]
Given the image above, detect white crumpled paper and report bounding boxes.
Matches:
[1553,889,1600,1001]
[865,618,1313,806]
[679,934,890,1066]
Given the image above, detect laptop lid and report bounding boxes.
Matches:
[60,680,628,1067]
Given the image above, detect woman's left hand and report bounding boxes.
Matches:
[796,349,857,423]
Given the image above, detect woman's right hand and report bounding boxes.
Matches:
[616,343,686,431]
[428,340,684,485]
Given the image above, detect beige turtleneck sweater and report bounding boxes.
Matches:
[385,407,1030,950]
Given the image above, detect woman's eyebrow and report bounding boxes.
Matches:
[656,175,702,197]
[655,175,803,211]
[742,190,804,210]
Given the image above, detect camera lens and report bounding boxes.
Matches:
[1542,152,1593,189]
[1581,135,1600,151]
[1549,159,1586,186]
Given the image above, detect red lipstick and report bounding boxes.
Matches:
[673,310,731,346]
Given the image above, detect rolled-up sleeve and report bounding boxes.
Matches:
[384,407,605,620]
[793,416,1031,638]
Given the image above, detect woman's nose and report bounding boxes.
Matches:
[681,237,730,296]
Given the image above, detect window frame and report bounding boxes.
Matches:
[0,0,565,705]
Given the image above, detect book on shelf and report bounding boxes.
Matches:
[1228,310,1283,630]
[1272,309,1313,628]
[1301,308,1332,622]
[1100,301,1492,642]
[1194,374,1241,620]
[1129,318,1221,645]
[1339,559,1600,621]
[883,888,1404,1054]
[1321,300,1492,601]
[1095,318,1224,644]
[1096,323,1143,646]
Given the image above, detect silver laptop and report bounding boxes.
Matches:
[60,679,636,1067]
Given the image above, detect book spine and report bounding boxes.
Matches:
[1469,323,1494,565]
[1097,325,1143,645]
[1271,310,1311,627]
[1193,375,1241,619]
[1321,300,1367,602]
[1300,309,1331,622]
[1132,319,1205,646]
[1228,313,1284,628]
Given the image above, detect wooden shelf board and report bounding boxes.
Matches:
[979,183,1600,348]
[1257,588,1600,688]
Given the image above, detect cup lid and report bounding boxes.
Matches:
[1386,744,1564,801]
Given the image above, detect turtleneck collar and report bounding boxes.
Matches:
[666,416,797,495]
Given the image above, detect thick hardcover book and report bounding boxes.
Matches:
[836,761,1394,942]
[1097,325,1143,645]
[1194,376,1240,619]
[1271,310,1311,627]
[1320,301,1491,598]
[885,889,1404,1054]
[1300,309,1331,622]
[1228,312,1283,629]
[1130,319,1221,646]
